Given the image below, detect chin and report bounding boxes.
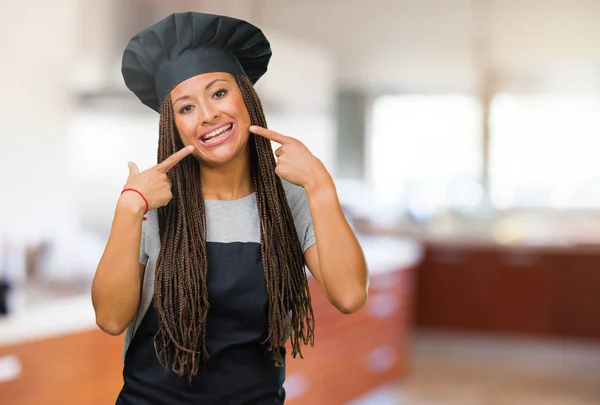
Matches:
[199,146,245,166]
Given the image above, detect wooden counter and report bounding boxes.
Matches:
[286,267,412,405]
[0,330,125,405]
[0,237,419,405]
[0,269,412,405]
[414,242,600,340]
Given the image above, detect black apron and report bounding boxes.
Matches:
[116,242,286,404]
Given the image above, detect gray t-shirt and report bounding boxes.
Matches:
[122,180,316,359]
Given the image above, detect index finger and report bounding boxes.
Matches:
[156,145,194,172]
[249,126,290,144]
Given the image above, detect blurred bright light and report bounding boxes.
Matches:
[490,93,600,209]
[369,94,483,213]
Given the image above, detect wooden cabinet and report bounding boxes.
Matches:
[286,268,412,405]
[485,249,555,335]
[0,267,412,405]
[415,243,600,340]
[0,330,125,405]
[553,253,600,339]
[415,248,491,330]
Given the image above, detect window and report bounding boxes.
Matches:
[489,94,600,209]
[369,94,483,217]
[67,110,159,223]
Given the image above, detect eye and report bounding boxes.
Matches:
[178,104,194,114]
[212,88,228,99]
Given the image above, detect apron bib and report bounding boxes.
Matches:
[116,242,286,405]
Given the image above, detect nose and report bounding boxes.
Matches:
[199,103,219,125]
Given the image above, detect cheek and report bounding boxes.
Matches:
[235,101,251,127]
[237,110,251,143]
[174,117,196,142]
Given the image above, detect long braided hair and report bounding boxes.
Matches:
[152,74,315,383]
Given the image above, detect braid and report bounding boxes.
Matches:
[153,74,315,384]
[236,75,315,365]
[154,96,209,384]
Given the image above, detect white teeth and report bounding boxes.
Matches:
[202,124,232,142]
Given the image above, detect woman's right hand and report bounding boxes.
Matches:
[118,145,194,213]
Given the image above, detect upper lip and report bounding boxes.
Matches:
[197,122,234,140]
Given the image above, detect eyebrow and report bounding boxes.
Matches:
[172,79,230,106]
[205,78,229,90]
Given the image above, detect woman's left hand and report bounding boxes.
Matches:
[250,125,332,190]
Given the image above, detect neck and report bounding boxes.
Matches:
[199,150,254,201]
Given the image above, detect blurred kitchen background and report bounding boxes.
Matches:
[2,0,600,404]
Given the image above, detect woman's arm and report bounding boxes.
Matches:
[91,195,146,336]
[303,176,368,314]
[249,125,368,314]
[92,146,194,335]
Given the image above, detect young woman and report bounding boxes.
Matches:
[91,12,368,404]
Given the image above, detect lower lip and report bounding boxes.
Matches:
[197,124,235,148]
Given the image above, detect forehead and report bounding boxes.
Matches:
[171,72,235,96]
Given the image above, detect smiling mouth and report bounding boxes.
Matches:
[200,123,233,143]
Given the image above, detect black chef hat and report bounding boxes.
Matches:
[121,12,272,112]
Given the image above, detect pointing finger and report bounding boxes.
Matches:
[156,145,194,172]
[249,126,290,144]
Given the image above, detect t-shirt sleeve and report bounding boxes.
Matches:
[284,181,316,253]
[139,221,149,266]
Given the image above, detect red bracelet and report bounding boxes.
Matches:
[121,188,148,220]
